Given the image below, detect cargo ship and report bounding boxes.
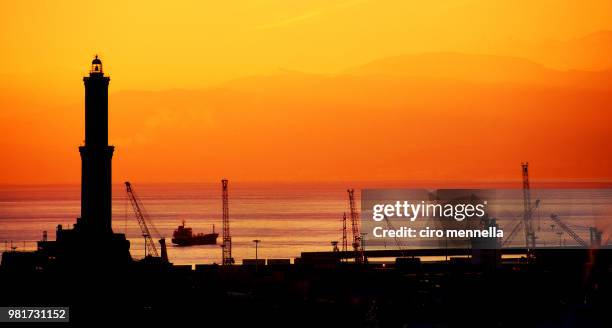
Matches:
[171,221,219,246]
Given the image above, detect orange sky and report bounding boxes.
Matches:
[1,1,612,184]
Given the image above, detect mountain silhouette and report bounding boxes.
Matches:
[502,30,612,71]
[2,52,612,184]
[344,52,612,89]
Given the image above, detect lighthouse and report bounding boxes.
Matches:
[79,55,114,234]
[7,56,131,267]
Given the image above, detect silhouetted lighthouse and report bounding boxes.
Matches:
[23,56,131,266]
[79,55,114,234]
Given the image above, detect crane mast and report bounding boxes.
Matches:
[125,181,158,258]
[221,179,234,265]
[522,163,536,249]
[347,189,363,263]
[342,212,348,253]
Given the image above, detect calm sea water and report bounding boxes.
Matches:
[1,184,611,265]
[0,183,352,265]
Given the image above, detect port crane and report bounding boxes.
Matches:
[521,163,536,249]
[342,212,348,253]
[347,189,365,263]
[221,179,234,265]
[502,163,538,249]
[549,214,587,247]
[125,181,168,262]
[549,214,603,247]
[337,212,349,262]
[503,203,604,248]
[502,163,604,248]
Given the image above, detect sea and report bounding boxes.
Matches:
[1,183,611,265]
[0,183,350,265]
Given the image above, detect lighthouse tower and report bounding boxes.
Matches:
[24,56,131,267]
[60,56,131,264]
[79,55,114,234]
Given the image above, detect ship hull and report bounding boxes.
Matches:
[172,233,219,246]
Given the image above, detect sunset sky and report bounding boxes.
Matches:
[1,0,612,184]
